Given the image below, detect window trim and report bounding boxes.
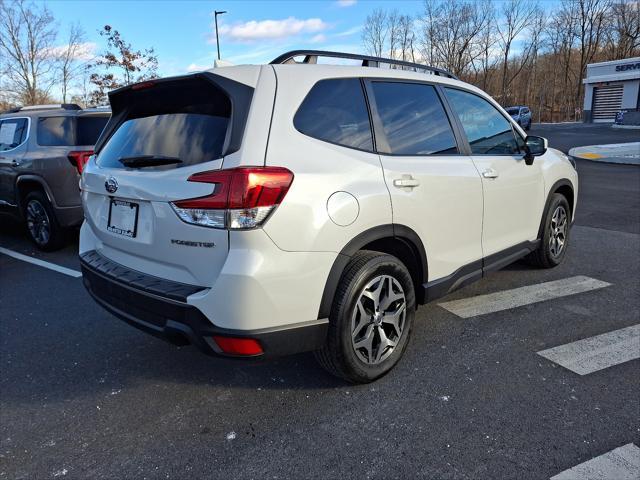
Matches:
[363,78,465,157]
[292,77,376,154]
[0,116,30,153]
[442,86,527,157]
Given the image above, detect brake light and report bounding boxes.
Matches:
[68,150,94,175]
[171,167,294,230]
[212,336,263,356]
[131,81,156,90]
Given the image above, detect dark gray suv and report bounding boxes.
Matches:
[0,104,110,250]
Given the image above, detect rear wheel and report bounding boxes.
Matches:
[24,191,65,251]
[315,251,415,383]
[526,193,570,268]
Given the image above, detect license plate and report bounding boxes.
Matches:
[107,199,139,238]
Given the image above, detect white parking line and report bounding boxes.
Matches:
[438,276,611,318]
[538,324,640,375]
[0,246,82,278]
[551,443,640,480]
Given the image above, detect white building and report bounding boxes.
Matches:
[582,57,640,123]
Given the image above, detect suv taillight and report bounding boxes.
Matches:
[68,150,94,175]
[171,167,294,230]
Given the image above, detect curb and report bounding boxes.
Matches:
[568,142,640,166]
[612,124,640,130]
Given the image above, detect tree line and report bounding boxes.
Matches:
[0,0,158,110]
[362,0,639,122]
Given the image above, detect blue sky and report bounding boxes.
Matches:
[43,0,429,76]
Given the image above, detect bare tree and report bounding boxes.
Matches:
[57,22,86,103]
[575,0,611,107]
[362,9,388,57]
[420,0,493,77]
[397,14,415,62]
[604,0,640,58]
[604,0,640,59]
[0,0,58,105]
[497,0,539,103]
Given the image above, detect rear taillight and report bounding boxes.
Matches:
[68,150,94,175]
[171,167,294,230]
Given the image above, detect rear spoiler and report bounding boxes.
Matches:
[95,72,254,157]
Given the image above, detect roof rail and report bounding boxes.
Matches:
[19,103,81,111]
[270,50,459,80]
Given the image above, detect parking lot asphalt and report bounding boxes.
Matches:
[529,122,639,154]
[1,124,639,479]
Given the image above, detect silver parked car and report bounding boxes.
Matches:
[0,104,110,250]
[506,105,532,130]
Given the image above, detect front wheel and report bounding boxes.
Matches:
[526,193,570,268]
[314,251,415,383]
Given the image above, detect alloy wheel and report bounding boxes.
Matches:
[549,205,568,258]
[351,274,407,365]
[26,199,51,246]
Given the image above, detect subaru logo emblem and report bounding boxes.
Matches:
[105,177,118,194]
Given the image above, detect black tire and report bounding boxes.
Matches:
[526,193,571,268]
[314,250,415,383]
[23,190,66,251]
[525,120,531,131]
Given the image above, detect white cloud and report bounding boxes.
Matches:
[336,0,357,7]
[187,63,212,72]
[310,34,327,44]
[43,42,96,61]
[216,16,328,42]
[335,26,362,37]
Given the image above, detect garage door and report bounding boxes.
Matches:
[592,84,624,122]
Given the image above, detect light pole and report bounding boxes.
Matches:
[214,10,227,60]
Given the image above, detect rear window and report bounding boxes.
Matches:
[37,116,109,146]
[97,81,231,170]
[505,107,519,115]
[294,78,373,151]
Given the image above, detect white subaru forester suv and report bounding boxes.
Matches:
[79,50,578,383]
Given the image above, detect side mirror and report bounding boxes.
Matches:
[524,135,548,165]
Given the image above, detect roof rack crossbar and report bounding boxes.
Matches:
[270,50,458,80]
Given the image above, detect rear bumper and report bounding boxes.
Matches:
[80,250,328,358]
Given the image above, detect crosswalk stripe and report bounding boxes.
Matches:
[537,324,640,375]
[551,443,640,480]
[438,275,611,318]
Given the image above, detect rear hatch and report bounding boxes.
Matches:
[81,73,254,286]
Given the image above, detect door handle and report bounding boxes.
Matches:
[393,175,420,189]
[482,168,499,179]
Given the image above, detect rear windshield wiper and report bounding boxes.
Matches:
[118,155,182,168]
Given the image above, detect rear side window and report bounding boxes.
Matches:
[37,116,109,146]
[38,117,74,146]
[77,116,109,145]
[445,88,521,155]
[370,82,458,155]
[97,80,231,170]
[294,78,373,151]
[0,118,28,151]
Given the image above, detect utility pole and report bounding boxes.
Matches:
[214,10,227,60]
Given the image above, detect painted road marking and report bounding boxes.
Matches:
[538,324,640,375]
[551,443,640,480]
[0,246,82,278]
[438,276,611,318]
